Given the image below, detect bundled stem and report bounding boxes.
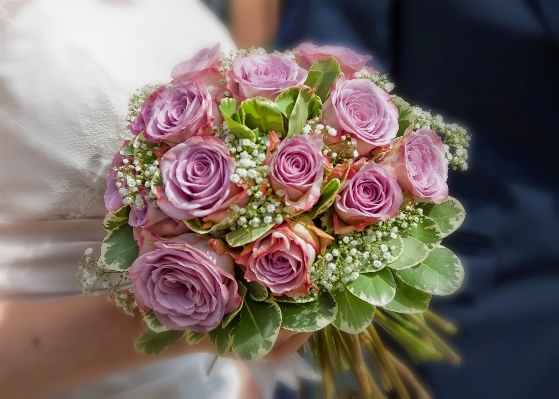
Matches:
[305,309,459,399]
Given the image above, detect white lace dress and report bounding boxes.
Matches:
[0,1,243,397]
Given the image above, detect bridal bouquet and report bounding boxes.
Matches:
[79,43,469,398]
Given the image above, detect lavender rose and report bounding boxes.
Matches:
[171,43,221,82]
[269,134,324,214]
[323,77,399,156]
[128,188,167,228]
[144,82,218,145]
[295,43,372,75]
[227,53,308,99]
[129,234,241,333]
[237,219,332,296]
[334,162,403,231]
[155,136,236,220]
[389,129,449,203]
[129,86,165,136]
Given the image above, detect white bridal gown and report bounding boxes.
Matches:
[0,1,244,398]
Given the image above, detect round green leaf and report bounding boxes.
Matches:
[388,236,430,270]
[382,277,432,313]
[347,268,396,306]
[332,288,375,334]
[99,224,139,271]
[134,328,184,357]
[278,290,337,332]
[420,197,466,238]
[405,216,442,250]
[231,297,281,361]
[394,246,464,296]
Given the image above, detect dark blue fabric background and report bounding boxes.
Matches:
[275,0,559,397]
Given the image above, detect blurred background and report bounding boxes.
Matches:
[203,0,559,398]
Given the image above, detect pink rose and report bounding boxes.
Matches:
[134,218,191,256]
[144,82,220,145]
[389,129,449,203]
[155,136,244,222]
[268,133,324,214]
[295,43,372,75]
[334,162,403,231]
[130,234,241,333]
[237,219,332,297]
[129,188,167,228]
[129,86,165,136]
[323,77,399,156]
[171,43,221,83]
[227,53,308,99]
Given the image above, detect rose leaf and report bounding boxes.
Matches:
[209,315,240,356]
[387,236,430,270]
[347,268,396,307]
[306,178,341,219]
[332,288,376,334]
[381,276,432,313]
[304,56,343,102]
[238,97,286,135]
[99,224,139,272]
[404,216,442,250]
[278,290,337,332]
[276,86,322,138]
[142,310,168,333]
[418,197,466,238]
[134,328,185,357]
[219,98,256,140]
[231,296,281,361]
[391,95,415,138]
[394,245,464,296]
[225,223,275,247]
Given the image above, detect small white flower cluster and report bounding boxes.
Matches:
[302,118,359,164]
[77,250,137,316]
[126,84,159,127]
[113,140,160,209]
[354,68,395,93]
[311,205,425,291]
[412,107,471,171]
[213,123,289,230]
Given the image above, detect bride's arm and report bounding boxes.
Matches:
[0,295,309,399]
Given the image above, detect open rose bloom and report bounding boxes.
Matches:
[90,43,468,364]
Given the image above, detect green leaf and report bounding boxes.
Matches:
[394,246,464,296]
[391,95,415,138]
[99,224,139,271]
[347,268,396,306]
[134,329,184,357]
[231,296,281,361]
[225,223,275,247]
[222,301,243,328]
[332,288,376,334]
[219,98,256,140]
[274,292,317,303]
[245,280,269,301]
[120,143,135,156]
[306,178,341,219]
[142,311,168,333]
[209,317,239,356]
[388,236,430,270]
[405,216,442,250]
[419,197,466,238]
[185,331,206,345]
[304,56,342,102]
[103,206,130,231]
[183,219,213,234]
[278,290,337,332]
[239,97,286,135]
[382,277,431,313]
[276,87,322,137]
